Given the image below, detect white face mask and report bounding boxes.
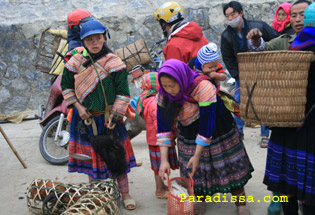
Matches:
[226,15,241,28]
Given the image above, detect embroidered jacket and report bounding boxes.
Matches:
[61,47,130,117]
[156,80,217,146]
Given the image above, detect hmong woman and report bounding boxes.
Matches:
[61,20,136,210]
[135,72,179,199]
[157,59,254,215]
[263,3,315,214]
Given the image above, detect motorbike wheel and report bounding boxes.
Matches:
[39,115,70,165]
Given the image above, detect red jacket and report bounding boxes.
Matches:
[142,96,158,146]
[142,96,177,146]
[163,21,209,63]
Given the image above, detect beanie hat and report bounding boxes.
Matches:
[195,43,219,71]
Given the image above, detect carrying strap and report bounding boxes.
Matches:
[245,81,260,121]
[87,53,112,123]
[298,101,315,130]
[84,118,98,135]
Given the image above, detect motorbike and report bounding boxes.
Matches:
[36,28,70,165]
[37,75,70,165]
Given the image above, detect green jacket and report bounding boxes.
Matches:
[264,34,296,51]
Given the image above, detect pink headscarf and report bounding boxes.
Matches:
[272,2,292,33]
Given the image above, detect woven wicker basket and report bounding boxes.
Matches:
[237,51,314,127]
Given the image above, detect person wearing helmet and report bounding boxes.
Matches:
[67,9,95,51]
[154,1,208,63]
[61,20,137,210]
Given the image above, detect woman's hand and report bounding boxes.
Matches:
[187,144,204,176]
[187,155,200,177]
[159,160,170,181]
[107,114,116,130]
[74,102,92,120]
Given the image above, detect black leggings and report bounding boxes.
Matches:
[282,196,315,215]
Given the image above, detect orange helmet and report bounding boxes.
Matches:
[67,9,93,31]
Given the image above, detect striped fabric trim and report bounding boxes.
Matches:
[179,107,200,126]
[192,80,217,103]
[112,95,131,117]
[196,134,211,146]
[62,88,75,99]
[156,132,172,146]
[65,52,126,103]
[62,89,78,106]
[178,81,216,126]
[65,54,85,73]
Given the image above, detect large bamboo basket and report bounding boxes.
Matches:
[237,51,314,127]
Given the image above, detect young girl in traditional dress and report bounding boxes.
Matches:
[61,20,136,210]
[157,59,254,215]
[135,72,178,199]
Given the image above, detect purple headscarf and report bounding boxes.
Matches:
[158,59,199,104]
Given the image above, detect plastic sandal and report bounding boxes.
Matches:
[260,137,269,148]
[123,198,136,210]
[156,191,168,199]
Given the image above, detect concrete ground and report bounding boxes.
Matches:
[0,116,276,215]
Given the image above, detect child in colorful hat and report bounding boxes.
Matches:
[195,43,227,91]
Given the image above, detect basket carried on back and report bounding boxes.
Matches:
[115,39,153,72]
[26,179,119,215]
[237,51,314,127]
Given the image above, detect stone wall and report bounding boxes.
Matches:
[0,0,293,115]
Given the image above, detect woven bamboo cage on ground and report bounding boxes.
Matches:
[26,179,119,215]
[237,51,314,127]
[61,191,119,215]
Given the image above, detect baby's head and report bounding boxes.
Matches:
[195,43,219,75]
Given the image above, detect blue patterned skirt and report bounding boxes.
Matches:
[68,108,137,180]
[264,126,315,206]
